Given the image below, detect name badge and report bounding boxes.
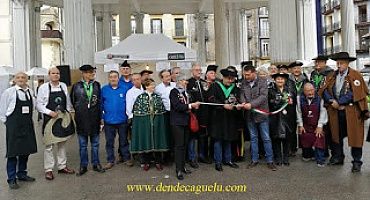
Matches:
[22,106,30,114]
[120,93,124,98]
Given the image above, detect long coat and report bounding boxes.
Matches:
[319,68,368,148]
[70,81,101,136]
[208,82,243,141]
[131,92,169,153]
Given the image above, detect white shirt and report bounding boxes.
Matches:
[155,82,176,111]
[0,85,35,123]
[36,82,72,115]
[296,98,328,128]
[126,85,144,119]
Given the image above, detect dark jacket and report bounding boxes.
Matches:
[187,77,209,126]
[208,82,242,141]
[310,66,334,91]
[239,76,269,123]
[71,81,101,136]
[170,88,190,126]
[268,85,293,139]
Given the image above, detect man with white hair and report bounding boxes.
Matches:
[37,67,75,180]
[0,72,37,189]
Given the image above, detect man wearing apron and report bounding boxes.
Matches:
[36,67,75,180]
[0,72,37,189]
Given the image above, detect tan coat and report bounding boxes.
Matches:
[319,68,368,148]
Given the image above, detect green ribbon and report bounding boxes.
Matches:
[313,74,324,88]
[295,81,303,93]
[82,81,93,103]
[216,81,235,98]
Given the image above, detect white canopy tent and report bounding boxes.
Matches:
[95,34,197,65]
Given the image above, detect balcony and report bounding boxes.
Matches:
[322,24,334,35]
[41,30,62,40]
[333,22,341,31]
[357,15,370,27]
[324,47,333,56]
[322,1,334,15]
[333,0,340,9]
[260,30,269,38]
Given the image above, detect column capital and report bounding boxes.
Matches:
[133,12,144,20]
[194,13,208,22]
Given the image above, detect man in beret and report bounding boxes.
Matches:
[319,52,369,172]
[205,65,218,86]
[71,65,105,176]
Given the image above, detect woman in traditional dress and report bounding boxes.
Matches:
[131,78,169,171]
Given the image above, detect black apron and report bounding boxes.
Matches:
[6,90,37,157]
[42,84,74,137]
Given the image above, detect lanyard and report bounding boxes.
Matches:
[313,74,323,88]
[216,81,235,98]
[295,81,303,93]
[82,81,93,103]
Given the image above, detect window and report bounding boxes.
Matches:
[112,19,117,36]
[259,18,269,38]
[258,7,268,16]
[260,39,269,57]
[359,5,367,23]
[131,19,136,34]
[178,42,186,46]
[151,19,162,34]
[174,18,184,36]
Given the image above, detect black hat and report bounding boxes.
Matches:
[206,65,218,73]
[288,61,304,68]
[140,69,153,76]
[312,55,328,61]
[271,72,289,80]
[79,64,96,71]
[330,52,356,62]
[220,67,238,77]
[277,64,289,70]
[120,60,131,68]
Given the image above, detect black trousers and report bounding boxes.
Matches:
[171,125,189,171]
[331,111,362,164]
[302,148,314,159]
[272,138,289,163]
[198,127,210,159]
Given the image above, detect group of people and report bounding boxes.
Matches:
[1,51,369,189]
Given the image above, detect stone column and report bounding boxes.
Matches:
[297,0,318,60]
[214,0,229,68]
[240,9,249,62]
[269,0,299,63]
[119,0,131,41]
[134,12,144,34]
[95,5,113,51]
[64,0,95,68]
[194,13,207,67]
[341,0,356,58]
[228,3,243,67]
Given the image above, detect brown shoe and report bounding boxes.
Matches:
[58,167,75,174]
[116,155,124,164]
[267,163,277,171]
[124,160,134,167]
[45,171,54,180]
[104,163,114,170]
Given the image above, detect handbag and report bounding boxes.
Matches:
[189,111,199,133]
